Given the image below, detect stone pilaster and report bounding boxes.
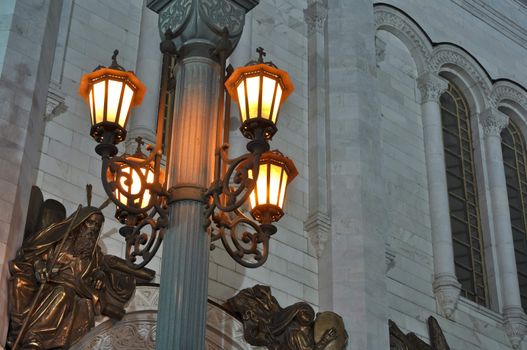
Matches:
[304,0,330,257]
[0,0,62,344]
[147,0,257,348]
[126,1,162,152]
[321,1,388,349]
[417,72,461,319]
[479,108,526,348]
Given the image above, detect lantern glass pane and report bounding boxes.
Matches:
[256,163,268,206]
[93,81,106,124]
[269,164,282,205]
[237,81,247,122]
[278,171,288,208]
[261,76,277,120]
[89,90,95,126]
[118,84,134,128]
[117,165,153,208]
[248,169,256,208]
[246,76,260,119]
[271,85,283,124]
[107,80,124,124]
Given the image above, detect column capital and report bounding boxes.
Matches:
[479,107,509,136]
[417,72,449,104]
[304,0,328,34]
[503,306,527,349]
[148,0,259,59]
[433,273,461,319]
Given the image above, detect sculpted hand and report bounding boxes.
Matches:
[34,260,50,284]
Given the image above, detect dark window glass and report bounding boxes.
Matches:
[501,120,527,310]
[440,83,488,306]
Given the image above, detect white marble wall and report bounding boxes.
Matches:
[33,0,315,313]
[4,0,527,348]
[376,1,527,348]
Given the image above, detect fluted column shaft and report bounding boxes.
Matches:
[417,73,461,318]
[479,108,526,348]
[126,2,162,151]
[156,56,221,350]
[148,0,258,348]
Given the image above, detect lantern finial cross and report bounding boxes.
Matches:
[256,47,266,63]
[109,49,125,71]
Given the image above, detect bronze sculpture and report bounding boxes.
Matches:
[225,284,348,350]
[7,186,154,350]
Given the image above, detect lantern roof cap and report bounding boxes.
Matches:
[261,149,298,182]
[225,48,294,104]
[78,49,147,108]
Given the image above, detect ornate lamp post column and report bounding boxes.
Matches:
[479,108,526,348]
[146,1,257,348]
[417,72,461,318]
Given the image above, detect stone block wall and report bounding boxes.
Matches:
[34,0,315,311]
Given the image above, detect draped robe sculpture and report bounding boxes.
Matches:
[7,187,154,350]
[225,284,348,350]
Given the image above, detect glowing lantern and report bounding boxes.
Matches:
[225,48,294,141]
[79,50,146,145]
[108,144,157,224]
[248,150,298,224]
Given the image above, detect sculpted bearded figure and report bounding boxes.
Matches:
[7,187,154,350]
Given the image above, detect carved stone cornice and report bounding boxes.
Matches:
[503,306,527,349]
[304,211,330,257]
[148,0,259,59]
[433,273,461,319]
[479,108,509,136]
[417,73,449,104]
[304,0,328,34]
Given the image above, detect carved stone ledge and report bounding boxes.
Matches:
[433,273,461,319]
[503,306,527,349]
[417,73,449,104]
[45,84,67,122]
[304,211,330,257]
[478,107,509,136]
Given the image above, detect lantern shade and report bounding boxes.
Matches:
[225,63,294,140]
[248,150,298,224]
[80,67,146,144]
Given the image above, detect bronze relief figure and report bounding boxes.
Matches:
[225,284,348,350]
[7,186,154,350]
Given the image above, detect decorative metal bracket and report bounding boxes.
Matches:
[204,140,275,268]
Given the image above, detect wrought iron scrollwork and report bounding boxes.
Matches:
[94,31,178,269]
[100,139,169,269]
[205,136,274,268]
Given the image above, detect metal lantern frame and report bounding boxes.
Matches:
[81,34,298,269]
[79,50,146,145]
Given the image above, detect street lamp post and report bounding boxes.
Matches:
[78,1,299,348]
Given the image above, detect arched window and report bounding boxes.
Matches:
[501,119,527,310]
[440,83,488,306]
